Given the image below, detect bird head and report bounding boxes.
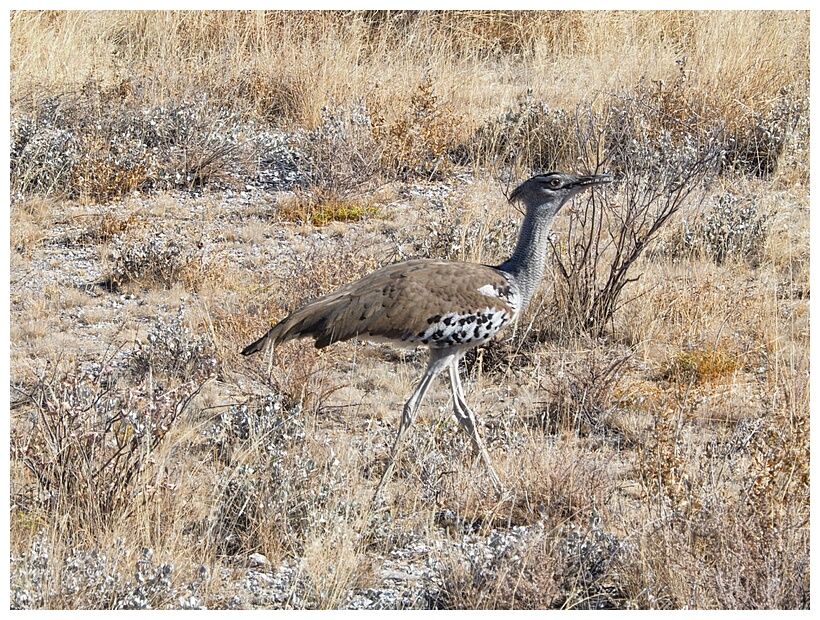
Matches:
[509,172,611,215]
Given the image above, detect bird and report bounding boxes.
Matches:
[242,172,611,498]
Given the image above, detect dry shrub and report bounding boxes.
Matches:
[428,527,561,609]
[628,506,809,608]
[130,306,217,384]
[529,345,633,437]
[10,362,205,533]
[539,455,612,527]
[373,75,463,181]
[552,516,631,609]
[299,101,382,199]
[651,189,771,267]
[9,533,192,610]
[203,393,314,557]
[78,210,146,246]
[721,81,808,178]
[429,513,631,609]
[105,228,226,293]
[11,79,288,202]
[106,234,192,290]
[259,345,344,421]
[201,390,361,580]
[68,128,151,202]
[745,344,809,538]
[632,420,809,608]
[470,95,577,174]
[11,79,151,201]
[638,404,698,518]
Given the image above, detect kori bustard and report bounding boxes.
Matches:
[243,172,611,496]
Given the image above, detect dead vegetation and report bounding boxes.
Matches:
[9,10,809,610]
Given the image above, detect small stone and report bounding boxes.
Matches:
[247,553,269,568]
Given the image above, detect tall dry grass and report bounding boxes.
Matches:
[11,11,808,127]
[10,11,809,203]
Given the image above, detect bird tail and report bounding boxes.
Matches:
[241,317,299,357]
[241,296,347,356]
[241,330,274,356]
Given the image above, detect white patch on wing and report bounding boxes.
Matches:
[478,284,500,298]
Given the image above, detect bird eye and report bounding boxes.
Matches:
[549,178,561,188]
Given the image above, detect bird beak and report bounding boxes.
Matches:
[577,173,612,188]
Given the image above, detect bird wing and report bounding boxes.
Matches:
[246,259,517,352]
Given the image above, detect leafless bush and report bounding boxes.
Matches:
[130,305,217,383]
[543,89,724,337]
[469,94,577,174]
[11,362,205,531]
[10,79,297,201]
[298,100,381,199]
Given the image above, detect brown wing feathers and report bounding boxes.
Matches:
[241,259,515,356]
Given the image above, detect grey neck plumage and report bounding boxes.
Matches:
[497,204,559,312]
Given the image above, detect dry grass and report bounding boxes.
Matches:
[11,11,809,199]
[9,10,809,610]
[11,11,808,125]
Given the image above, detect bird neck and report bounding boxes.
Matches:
[498,207,556,310]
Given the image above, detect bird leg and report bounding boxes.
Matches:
[266,341,275,377]
[448,360,504,494]
[373,351,453,499]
